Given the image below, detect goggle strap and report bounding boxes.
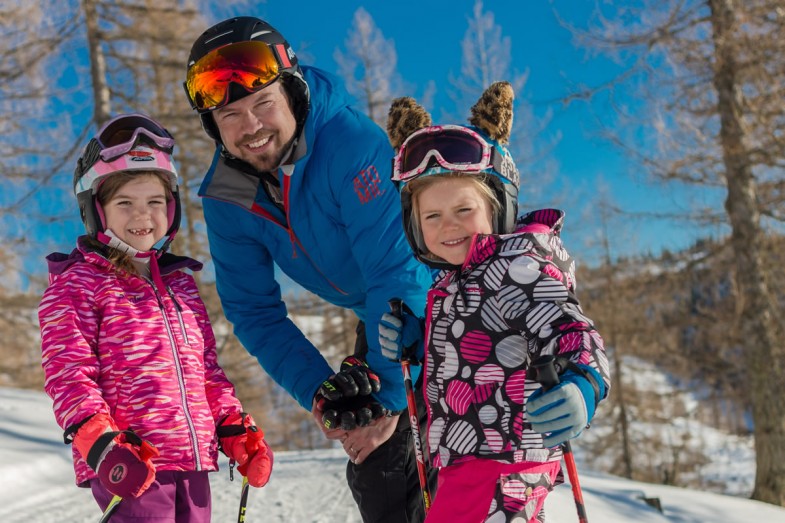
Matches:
[490,147,519,185]
[273,43,292,68]
[76,139,103,179]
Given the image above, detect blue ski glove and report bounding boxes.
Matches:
[527,365,605,447]
[379,306,424,364]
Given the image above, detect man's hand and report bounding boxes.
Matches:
[340,413,399,465]
[316,356,381,402]
[311,396,349,440]
[313,356,387,431]
[315,393,388,431]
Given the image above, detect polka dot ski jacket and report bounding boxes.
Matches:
[423,209,611,469]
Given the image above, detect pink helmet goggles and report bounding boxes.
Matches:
[76,144,179,195]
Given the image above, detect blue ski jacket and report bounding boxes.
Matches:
[198,66,432,412]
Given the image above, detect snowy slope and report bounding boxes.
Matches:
[1,387,783,523]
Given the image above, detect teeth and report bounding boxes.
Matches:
[129,229,151,235]
[248,136,270,149]
[443,238,465,246]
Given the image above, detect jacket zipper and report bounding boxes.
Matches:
[167,287,191,347]
[203,170,349,296]
[281,174,348,296]
[148,279,202,470]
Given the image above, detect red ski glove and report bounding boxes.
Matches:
[72,413,159,498]
[218,412,273,487]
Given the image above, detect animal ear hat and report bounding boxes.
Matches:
[386,82,520,267]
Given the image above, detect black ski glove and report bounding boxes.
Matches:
[317,356,381,401]
[317,395,388,431]
[314,356,386,430]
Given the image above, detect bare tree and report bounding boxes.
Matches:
[334,7,406,127]
[449,0,558,205]
[0,1,89,385]
[559,0,785,505]
[0,1,86,263]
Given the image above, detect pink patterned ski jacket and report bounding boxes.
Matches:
[39,238,242,486]
[424,209,610,469]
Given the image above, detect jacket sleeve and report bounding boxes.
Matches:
[500,237,611,397]
[327,112,433,411]
[39,267,111,434]
[202,199,335,411]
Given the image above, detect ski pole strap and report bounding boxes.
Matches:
[217,424,247,438]
[560,359,603,411]
[535,356,602,411]
[63,415,92,444]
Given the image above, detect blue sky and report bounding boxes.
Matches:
[26,0,716,273]
[247,0,715,261]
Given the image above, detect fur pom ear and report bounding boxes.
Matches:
[387,97,433,150]
[468,81,514,144]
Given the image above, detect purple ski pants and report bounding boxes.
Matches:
[90,470,212,522]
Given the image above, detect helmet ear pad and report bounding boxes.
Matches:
[399,189,428,261]
[486,176,519,235]
[200,112,221,143]
[280,73,310,132]
[77,190,102,237]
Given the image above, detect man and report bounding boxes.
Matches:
[183,17,435,522]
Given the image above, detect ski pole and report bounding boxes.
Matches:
[389,299,432,514]
[532,355,589,523]
[98,495,122,523]
[237,417,264,523]
[237,475,250,523]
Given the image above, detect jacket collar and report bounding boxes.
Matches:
[45,236,203,277]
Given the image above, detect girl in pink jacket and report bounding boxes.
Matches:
[39,114,273,522]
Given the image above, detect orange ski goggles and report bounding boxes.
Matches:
[184,41,287,112]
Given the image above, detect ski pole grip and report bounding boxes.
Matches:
[532,355,561,391]
[388,298,419,363]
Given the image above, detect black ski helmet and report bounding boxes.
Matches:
[184,16,310,144]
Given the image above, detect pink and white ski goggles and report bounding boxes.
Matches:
[392,125,518,187]
[75,144,179,195]
[93,113,174,162]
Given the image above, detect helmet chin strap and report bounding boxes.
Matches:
[101,229,145,258]
[97,230,168,296]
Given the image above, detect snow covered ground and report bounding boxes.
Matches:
[1,387,783,522]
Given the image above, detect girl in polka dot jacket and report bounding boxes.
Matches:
[378,83,611,523]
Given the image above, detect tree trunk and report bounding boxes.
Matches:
[709,0,785,506]
[600,210,634,479]
[82,0,111,126]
